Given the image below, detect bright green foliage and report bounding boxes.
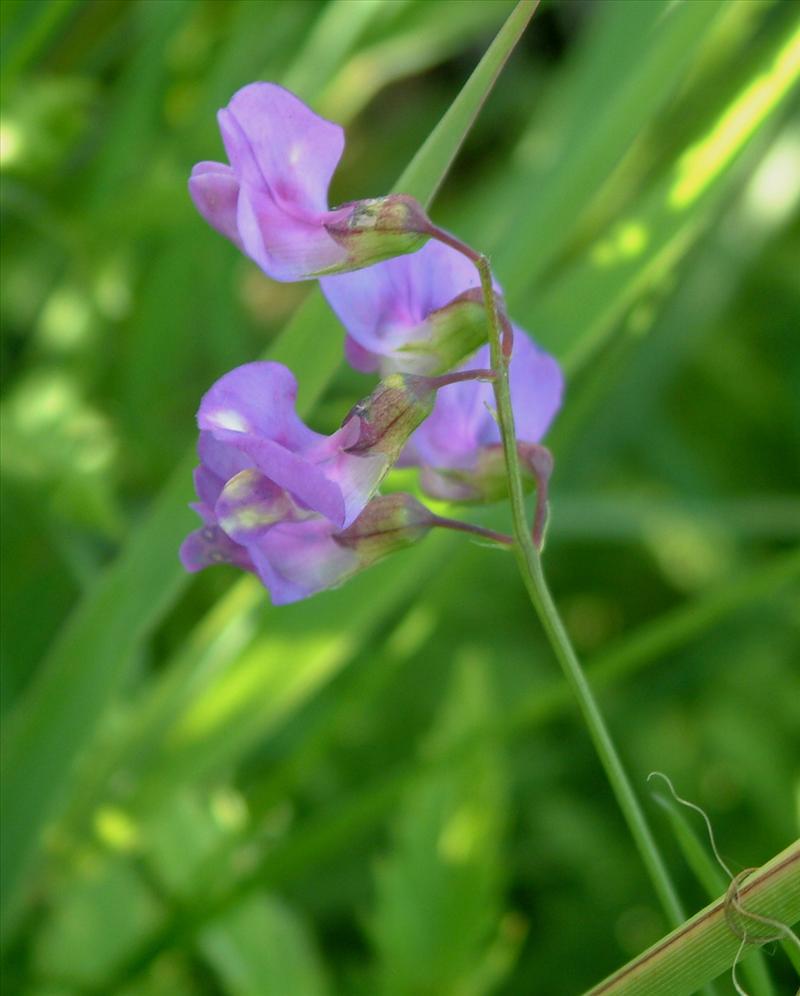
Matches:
[2,1,799,994]
[371,657,510,995]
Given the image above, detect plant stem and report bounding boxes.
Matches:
[431,516,513,546]
[429,367,495,388]
[429,225,685,927]
[514,545,686,926]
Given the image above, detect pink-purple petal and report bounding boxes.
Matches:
[215,470,301,544]
[180,525,254,574]
[235,183,347,281]
[344,334,381,374]
[508,328,564,445]
[406,330,563,471]
[196,434,251,497]
[221,83,344,215]
[325,451,390,527]
[249,518,357,605]
[208,429,346,527]
[320,240,482,365]
[188,163,242,248]
[197,361,322,451]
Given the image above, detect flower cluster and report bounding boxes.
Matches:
[181,83,563,603]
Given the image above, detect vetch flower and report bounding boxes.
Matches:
[320,239,496,376]
[184,360,450,538]
[182,487,438,605]
[404,331,563,526]
[189,82,431,281]
[179,359,501,587]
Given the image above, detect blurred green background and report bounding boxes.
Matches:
[2,1,799,993]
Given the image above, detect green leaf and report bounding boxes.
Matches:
[200,898,330,996]
[371,656,514,996]
[32,856,163,989]
[147,793,331,996]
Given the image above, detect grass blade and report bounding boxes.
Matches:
[583,840,800,996]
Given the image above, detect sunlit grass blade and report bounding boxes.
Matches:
[110,538,447,819]
[282,0,386,103]
[0,1,537,939]
[523,10,800,373]
[319,0,514,121]
[495,0,729,298]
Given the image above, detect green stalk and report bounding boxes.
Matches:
[430,227,685,927]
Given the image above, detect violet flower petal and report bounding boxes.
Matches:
[197,361,321,450]
[408,330,563,470]
[220,83,344,216]
[249,518,357,605]
[197,362,347,524]
[180,524,254,573]
[507,327,564,445]
[213,83,349,281]
[320,240,482,369]
[323,449,389,527]
[188,162,242,248]
[235,182,348,282]
[208,429,346,527]
[215,469,304,543]
[344,334,381,374]
[408,343,495,470]
[196,433,251,503]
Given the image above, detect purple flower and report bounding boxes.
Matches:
[179,360,458,601]
[183,360,448,539]
[320,239,495,375]
[404,331,564,501]
[182,476,436,605]
[189,83,430,282]
[180,450,356,604]
[249,493,435,604]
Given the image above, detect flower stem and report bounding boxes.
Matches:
[429,225,686,928]
[429,368,495,388]
[432,515,514,546]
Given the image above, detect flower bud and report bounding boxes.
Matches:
[420,442,553,506]
[334,493,436,566]
[342,373,439,463]
[393,287,490,375]
[325,194,431,269]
